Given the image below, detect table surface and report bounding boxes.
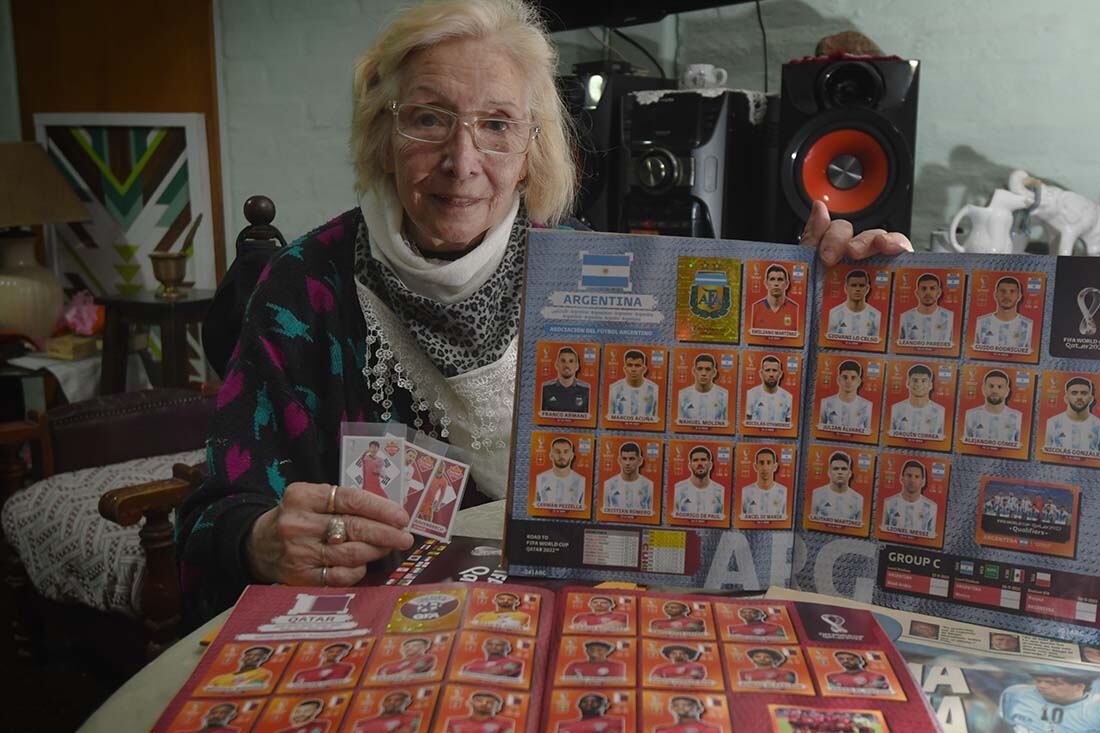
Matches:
[95,289,216,306]
[77,500,507,732]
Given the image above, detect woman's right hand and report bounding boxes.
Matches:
[245,481,414,586]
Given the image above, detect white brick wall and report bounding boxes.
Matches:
[216,0,403,243]
[214,0,1100,250]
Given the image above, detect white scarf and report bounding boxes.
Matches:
[359,181,519,303]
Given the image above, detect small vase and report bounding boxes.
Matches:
[0,232,64,347]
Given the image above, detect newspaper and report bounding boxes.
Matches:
[767,587,1100,733]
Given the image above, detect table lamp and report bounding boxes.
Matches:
[0,142,90,346]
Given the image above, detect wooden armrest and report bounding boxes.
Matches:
[0,418,43,444]
[96,461,205,647]
[98,477,193,527]
[98,461,204,526]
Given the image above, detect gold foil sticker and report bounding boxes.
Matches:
[676,256,742,343]
[386,588,468,633]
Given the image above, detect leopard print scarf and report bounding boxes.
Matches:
[354,203,527,378]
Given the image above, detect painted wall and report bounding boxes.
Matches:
[0,0,20,142]
[211,0,1099,247]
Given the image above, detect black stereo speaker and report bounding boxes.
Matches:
[558,62,672,232]
[773,58,920,243]
[621,89,768,239]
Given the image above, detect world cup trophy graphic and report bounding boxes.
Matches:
[1077,287,1100,336]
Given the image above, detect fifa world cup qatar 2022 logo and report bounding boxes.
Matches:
[1077,287,1100,336]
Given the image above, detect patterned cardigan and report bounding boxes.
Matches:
[178,208,429,627]
[177,207,580,628]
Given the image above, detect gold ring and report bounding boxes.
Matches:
[321,566,329,586]
[326,484,338,514]
[324,515,348,545]
[320,544,327,566]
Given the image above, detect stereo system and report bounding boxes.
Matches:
[773,57,921,242]
[560,57,920,243]
[558,61,672,232]
[621,89,768,239]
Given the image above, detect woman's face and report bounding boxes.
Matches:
[389,36,531,255]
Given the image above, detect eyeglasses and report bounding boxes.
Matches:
[389,101,539,155]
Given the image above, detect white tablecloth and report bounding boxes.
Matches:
[9,352,150,403]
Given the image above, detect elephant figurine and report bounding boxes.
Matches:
[1008,169,1100,256]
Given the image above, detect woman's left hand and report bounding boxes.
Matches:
[799,200,913,265]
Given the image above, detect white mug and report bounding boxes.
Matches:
[680,63,728,90]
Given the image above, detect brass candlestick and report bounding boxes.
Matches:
[149,252,189,300]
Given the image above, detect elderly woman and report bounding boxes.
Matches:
[177,0,910,626]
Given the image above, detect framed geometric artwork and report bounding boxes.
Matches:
[34,112,216,381]
[33,112,216,296]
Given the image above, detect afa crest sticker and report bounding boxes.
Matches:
[676,257,741,343]
[689,270,732,319]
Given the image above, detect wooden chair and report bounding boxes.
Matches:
[0,196,285,669]
[1,387,214,671]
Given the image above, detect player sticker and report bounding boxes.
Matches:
[802,444,876,538]
[734,442,796,530]
[432,685,529,733]
[564,592,637,636]
[553,636,637,687]
[675,256,742,343]
[872,453,950,550]
[402,444,443,518]
[818,264,892,352]
[534,340,600,428]
[196,642,294,697]
[976,477,1080,559]
[527,431,594,520]
[670,346,737,435]
[956,365,1036,461]
[251,693,349,733]
[664,439,732,528]
[807,646,907,701]
[744,259,808,347]
[277,638,372,692]
[340,429,404,504]
[890,267,966,356]
[882,359,958,452]
[344,686,439,733]
[965,270,1046,364]
[767,705,890,733]
[639,638,722,690]
[739,351,801,438]
[363,633,454,686]
[601,344,668,431]
[595,436,664,526]
[641,691,732,733]
[1037,371,1100,468]
[724,644,814,695]
[545,689,637,733]
[452,631,534,690]
[463,588,541,637]
[811,353,884,444]
[164,699,264,732]
[716,602,798,643]
[387,588,467,633]
[409,457,470,542]
[640,597,716,640]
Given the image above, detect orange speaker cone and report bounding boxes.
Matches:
[801,129,889,214]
